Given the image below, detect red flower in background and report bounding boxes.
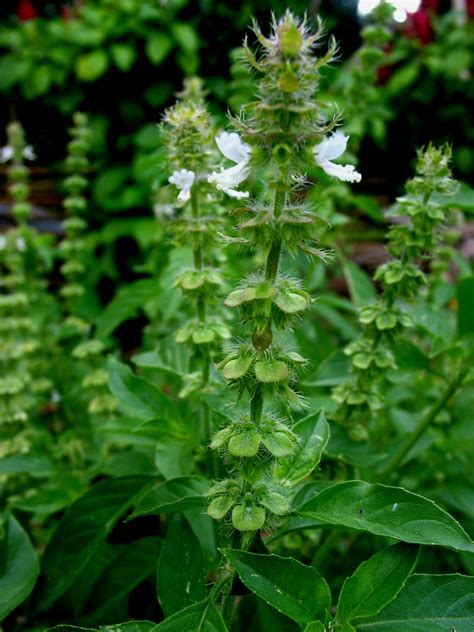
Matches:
[17,0,37,21]
[404,0,438,44]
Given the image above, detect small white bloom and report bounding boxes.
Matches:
[208,132,251,198]
[24,145,36,161]
[0,235,7,250]
[153,203,174,220]
[16,237,26,251]
[314,131,361,184]
[0,144,36,163]
[168,169,195,202]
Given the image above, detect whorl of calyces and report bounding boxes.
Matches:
[208,12,340,533]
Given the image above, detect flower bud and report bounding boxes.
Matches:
[278,19,303,57]
[232,503,265,531]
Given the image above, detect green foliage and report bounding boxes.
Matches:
[1,8,473,632]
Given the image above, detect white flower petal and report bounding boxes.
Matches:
[0,146,13,163]
[215,132,251,164]
[16,237,26,251]
[208,159,251,199]
[178,188,191,202]
[0,235,7,250]
[318,159,362,183]
[169,169,195,202]
[222,187,249,199]
[24,145,36,161]
[315,131,348,162]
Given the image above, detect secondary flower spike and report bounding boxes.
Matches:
[169,169,196,202]
[314,131,362,183]
[208,132,251,198]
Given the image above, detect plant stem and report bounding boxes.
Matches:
[378,364,469,480]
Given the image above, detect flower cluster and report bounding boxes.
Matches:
[332,144,458,440]
[206,12,362,533]
[0,123,37,458]
[59,113,116,419]
[161,78,230,399]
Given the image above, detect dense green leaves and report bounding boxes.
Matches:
[356,574,474,631]
[275,411,329,484]
[222,550,331,626]
[157,515,206,616]
[0,515,39,620]
[336,543,419,624]
[457,277,474,337]
[108,358,178,422]
[130,476,210,518]
[152,599,227,631]
[299,481,474,553]
[38,476,152,609]
[80,537,162,625]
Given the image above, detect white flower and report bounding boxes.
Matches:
[169,169,195,202]
[0,144,36,163]
[314,131,361,183]
[16,237,26,251]
[153,203,174,220]
[0,235,7,250]
[208,132,251,198]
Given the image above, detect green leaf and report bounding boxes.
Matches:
[157,515,206,616]
[171,23,199,54]
[336,543,418,624]
[96,280,162,338]
[299,481,474,554]
[221,550,331,626]
[47,623,155,632]
[81,537,162,625]
[146,32,173,65]
[342,259,377,308]
[38,476,151,609]
[275,411,329,484]
[75,50,109,82]
[0,515,39,620]
[108,358,178,422]
[110,43,137,72]
[457,277,474,337]
[356,574,474,631]
[152,598,227,631]
[130,476,210,518]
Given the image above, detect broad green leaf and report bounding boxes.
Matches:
[0,515,39,620]
[130,476,210,518]
[47,623,155,632]
[75,50,109,81]
[457,277,474,337]
[38,476,151,609]
[155,432,197,479]
[110,43,137,72]
[336,543,418,624]
[341,259,377,308]
[157,515,206,616]
[146,33,173,65]
[222,550,331,626]
[0,453,55,477]
[108,358,179,422]
[96,280,162,338]
[304,623,325,632]
[81,537,162,625]
[275,411,329,484]
[357,574,474,631]
[299,481,474,554]
[151,598,227,631]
